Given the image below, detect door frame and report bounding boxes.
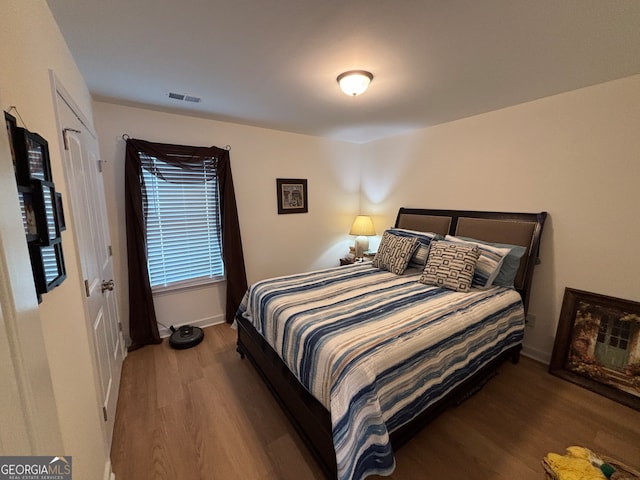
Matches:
[50,71,124,480]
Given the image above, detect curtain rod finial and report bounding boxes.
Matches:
[122,134,130,141]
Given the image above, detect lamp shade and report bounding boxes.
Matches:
[337,70,373,96]
[349,215,376,236]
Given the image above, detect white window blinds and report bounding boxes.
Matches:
[142,157,224,289]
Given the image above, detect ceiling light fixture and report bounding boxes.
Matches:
[337,70,373,96]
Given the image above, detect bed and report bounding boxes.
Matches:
[235,208,547,480]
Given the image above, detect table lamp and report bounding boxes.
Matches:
[349,215,376,259]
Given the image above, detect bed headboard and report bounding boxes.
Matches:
[394,208,547,312]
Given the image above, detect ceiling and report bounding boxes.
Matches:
[47,0,640,143]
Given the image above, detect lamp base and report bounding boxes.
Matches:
[355,236,369,259]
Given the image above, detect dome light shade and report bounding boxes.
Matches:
[337,70,373,96]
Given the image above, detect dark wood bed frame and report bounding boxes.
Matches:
[236,208,547,478]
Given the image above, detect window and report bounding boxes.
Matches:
[142,156,224,290]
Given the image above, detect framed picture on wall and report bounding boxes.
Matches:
[12,127,52,184]
[29,241,66,294]
[32,179,59,245]
[18,186,39,242]
[276,178,308,214]
[55,192,66,232]
[4,111,18,173]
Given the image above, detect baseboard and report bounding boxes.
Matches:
[158,314,225,338]
[104,459,115,480]
[521,345,551,365]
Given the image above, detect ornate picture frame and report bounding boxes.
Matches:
[549,287,640,411]
[276,178,308,214]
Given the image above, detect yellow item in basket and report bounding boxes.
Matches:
[545,446,607,480]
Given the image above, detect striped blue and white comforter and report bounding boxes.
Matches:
[237,262,525,480]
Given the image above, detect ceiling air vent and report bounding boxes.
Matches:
[167,92,201,103]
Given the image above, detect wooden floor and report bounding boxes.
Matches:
[111,324,640,480]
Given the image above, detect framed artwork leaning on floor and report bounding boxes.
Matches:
[550,287,640,411]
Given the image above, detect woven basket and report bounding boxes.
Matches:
[543,454,640,480]
[600,454,640,479]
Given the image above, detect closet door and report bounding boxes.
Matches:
[56,90,125,453]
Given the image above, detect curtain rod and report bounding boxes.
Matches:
[121,133,230,151]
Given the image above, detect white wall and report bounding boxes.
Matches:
[93,102,361,339]
[95,76,640,360]
[359,75,640,362]
[1,1,110,478]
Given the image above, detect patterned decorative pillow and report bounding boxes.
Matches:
[386,228,442,268]
[419,242,479,292]
[372,231,419,275]
[444,235,511,289]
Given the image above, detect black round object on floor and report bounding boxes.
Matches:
[169,325,204,350]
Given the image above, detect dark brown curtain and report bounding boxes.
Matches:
[125,138,247,351]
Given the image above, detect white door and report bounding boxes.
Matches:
[55,91,125,452]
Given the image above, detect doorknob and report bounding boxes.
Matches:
[101,279,115,293]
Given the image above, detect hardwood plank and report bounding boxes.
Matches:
[266,433,324,480]
[111,324,640,479]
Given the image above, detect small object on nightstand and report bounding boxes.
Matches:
[340,248,356,265]
[362,250,376,261]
